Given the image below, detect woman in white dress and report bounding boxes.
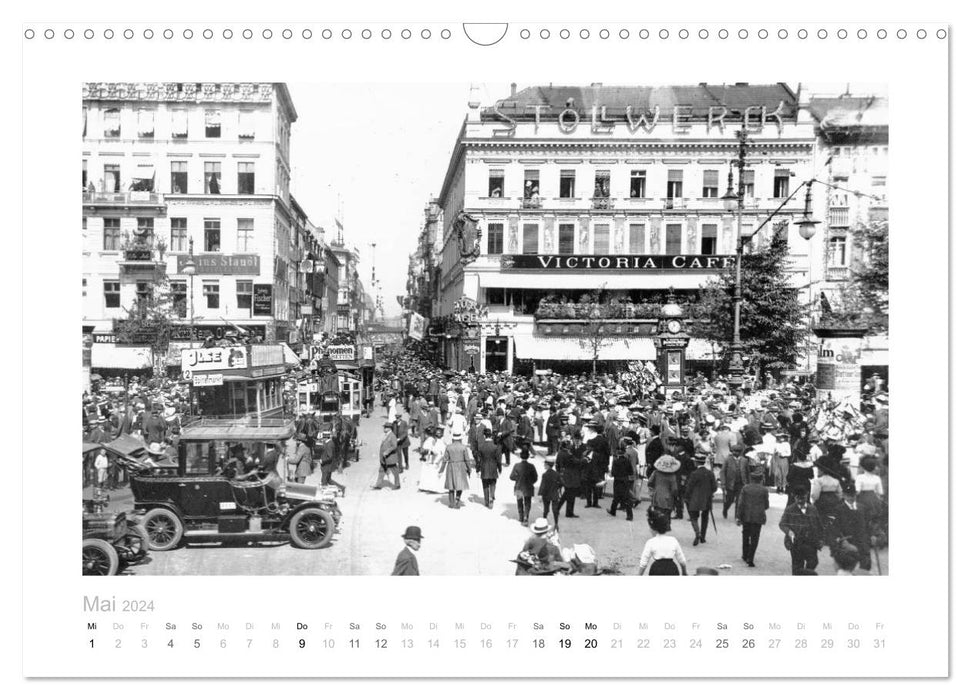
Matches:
[417,426,448,493]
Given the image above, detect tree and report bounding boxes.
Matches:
[114,233,180,373]
[575,285,629,378]
[697,222,808,378]
[848,220,889,332]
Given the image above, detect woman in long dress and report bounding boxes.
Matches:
[417,426,448,494]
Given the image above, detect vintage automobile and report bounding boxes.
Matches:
[128,420,342,551]
[82,489,149,576]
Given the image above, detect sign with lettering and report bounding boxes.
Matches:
[253,284,273,316]
[501,254,734,272]
[176,254,260,275]
[327,345,355,362]
[181,347,248,373]
[408,312,428,341]
[192,373,224,387]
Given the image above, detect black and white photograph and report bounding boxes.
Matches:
[79,80,891,578]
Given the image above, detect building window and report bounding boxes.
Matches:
[205,110,222,138]
[486,288,505,305]
[665,223,682,255]
[236,280,253,310]
[522,223,539,254]
[488,169,504,198]
[594,170,611,198]
[103,108,120,138]
[742,169,755,199]
[559,170,575,198]
[103,281,120,308]
[136,217,154,236]
[204,162,222,194]
[237,218,254,252]
[204,219,221,252]
[103,218,121,250]
[203,281,220,309]
[82,217,87,230]
[828,236,848,267]
[104,164,120,193]
[593,224,610,254]
[170,161,188,194]
[773,169,791,198]
[82,160,87,189]
[171,109,188,139]
[237,162,255,194]
[136,109,155,138]
[135,282,152,316]
[171,281,187,318]
[872,175,887,188]
[487,222,504,255]
[629,223,646,254]
[170,218,187,252]
[702,170,719,198]
[630,170,646,198]
[666,170,683,199]
[701,223,718,255]
[238,111,255,139]
[558,223,575,254]
[523,169,540,200]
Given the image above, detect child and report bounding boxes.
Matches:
[537,455,564,529]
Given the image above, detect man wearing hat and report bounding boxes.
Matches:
[537,454,564,528]
[391,526,422,576]
[476,428,502,509]
[831,483,872,573]
[735,469,770,567]
[779,486,825,574]
[441,430,473,508]
[373,421,401,490]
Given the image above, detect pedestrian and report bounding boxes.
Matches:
[812,455,844,544]
[391,526,422,576]
[515,518,565,575]
[286,434,313,484]
[509,448,538,525]
[582,423,610,509]
[94,448,109,489]
[498,410,516,466]
[683,456,718,545]
[779,486,825,574]
[537,455,564,528]
[142,406,168,445]
[317,430,346,495]
[476,428,502,509]
[395,412,411,471]
[831,483,872,573]
[773,432,791,494]
[735,470,770,567]
[637,507,688,576]
[373,421,401,490]
[441,430,473,508]
[831,541,861,576]
[721,442,745,519]
[647,452,681,518]
[607,443,635,521]
[555,437,583,519]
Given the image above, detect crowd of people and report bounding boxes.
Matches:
[376,346,890,576]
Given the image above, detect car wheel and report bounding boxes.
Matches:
[141,508,184,551]
[289,508,335,550]
[82,539,119,576]
[122,523,150,562]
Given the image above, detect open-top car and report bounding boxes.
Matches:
[128,419,342,551]
[82,490,149,576]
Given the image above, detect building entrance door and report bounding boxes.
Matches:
[485,337,508,373]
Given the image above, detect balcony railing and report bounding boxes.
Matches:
[591,196,614,210]
[664,197,686,210]
[829,207,850,227]
[83,190,163,206]
[826,266,851,281]
[534,302,706,321]
[519,196,543,209]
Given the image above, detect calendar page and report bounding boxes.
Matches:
[15,0,957,690]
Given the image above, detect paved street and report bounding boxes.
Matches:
[94,411,886,577]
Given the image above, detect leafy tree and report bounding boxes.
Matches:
[575,284,629,378]
[848,220,889,332]
[697,222,808,378]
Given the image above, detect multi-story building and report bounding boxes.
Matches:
[432,83,821,373]
[82,81,298,373]
[810,94,889,373]
[404,199,445,320]
[328,237,363,334]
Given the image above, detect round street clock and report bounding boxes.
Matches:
[666,319,683,334]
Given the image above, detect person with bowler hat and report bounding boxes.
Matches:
[392,526,423,576]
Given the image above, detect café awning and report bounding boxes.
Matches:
[91,344,153,369]
[513,335,657,362]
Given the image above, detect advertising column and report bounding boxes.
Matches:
[813,327,868,405]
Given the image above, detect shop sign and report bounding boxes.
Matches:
[362,346,374,361]
[181,347,248,373]
[660,337,690,349]
[463,344,480,355]
[253,284,273,316]
[175,254,260,275]
[408,312,428,341]
[501,254,734,272]
[192,373,224,387]
[328,345,355,361]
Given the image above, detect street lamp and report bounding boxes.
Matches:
[724,128,749,392]
[182,237,197,344]
[794,185,821,371]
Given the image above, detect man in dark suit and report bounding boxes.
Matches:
[736,470,770,566]
[498,411,517,467]
[555,438,583,518]
[476,429,502,509]
[779,486,824,574]
[537,455,564,528]
[391,526,422,576]
[832,484,872,572]
[373,422,401,490]
[583,424,610,509]
[394,414,411,471]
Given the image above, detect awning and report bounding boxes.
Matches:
[134,164,156,180]
[280,342,301,367]
[513,335,656,362]
[686,338,718,361]
[475,270,723,290]
[91,344,153,370]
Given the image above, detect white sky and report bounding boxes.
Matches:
[286,82,886,317]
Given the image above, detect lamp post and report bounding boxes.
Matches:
[795,186,821,372]
[720,128,748,391]
[183,237,197,344]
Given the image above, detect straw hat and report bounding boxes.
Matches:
[529,518,551,535]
